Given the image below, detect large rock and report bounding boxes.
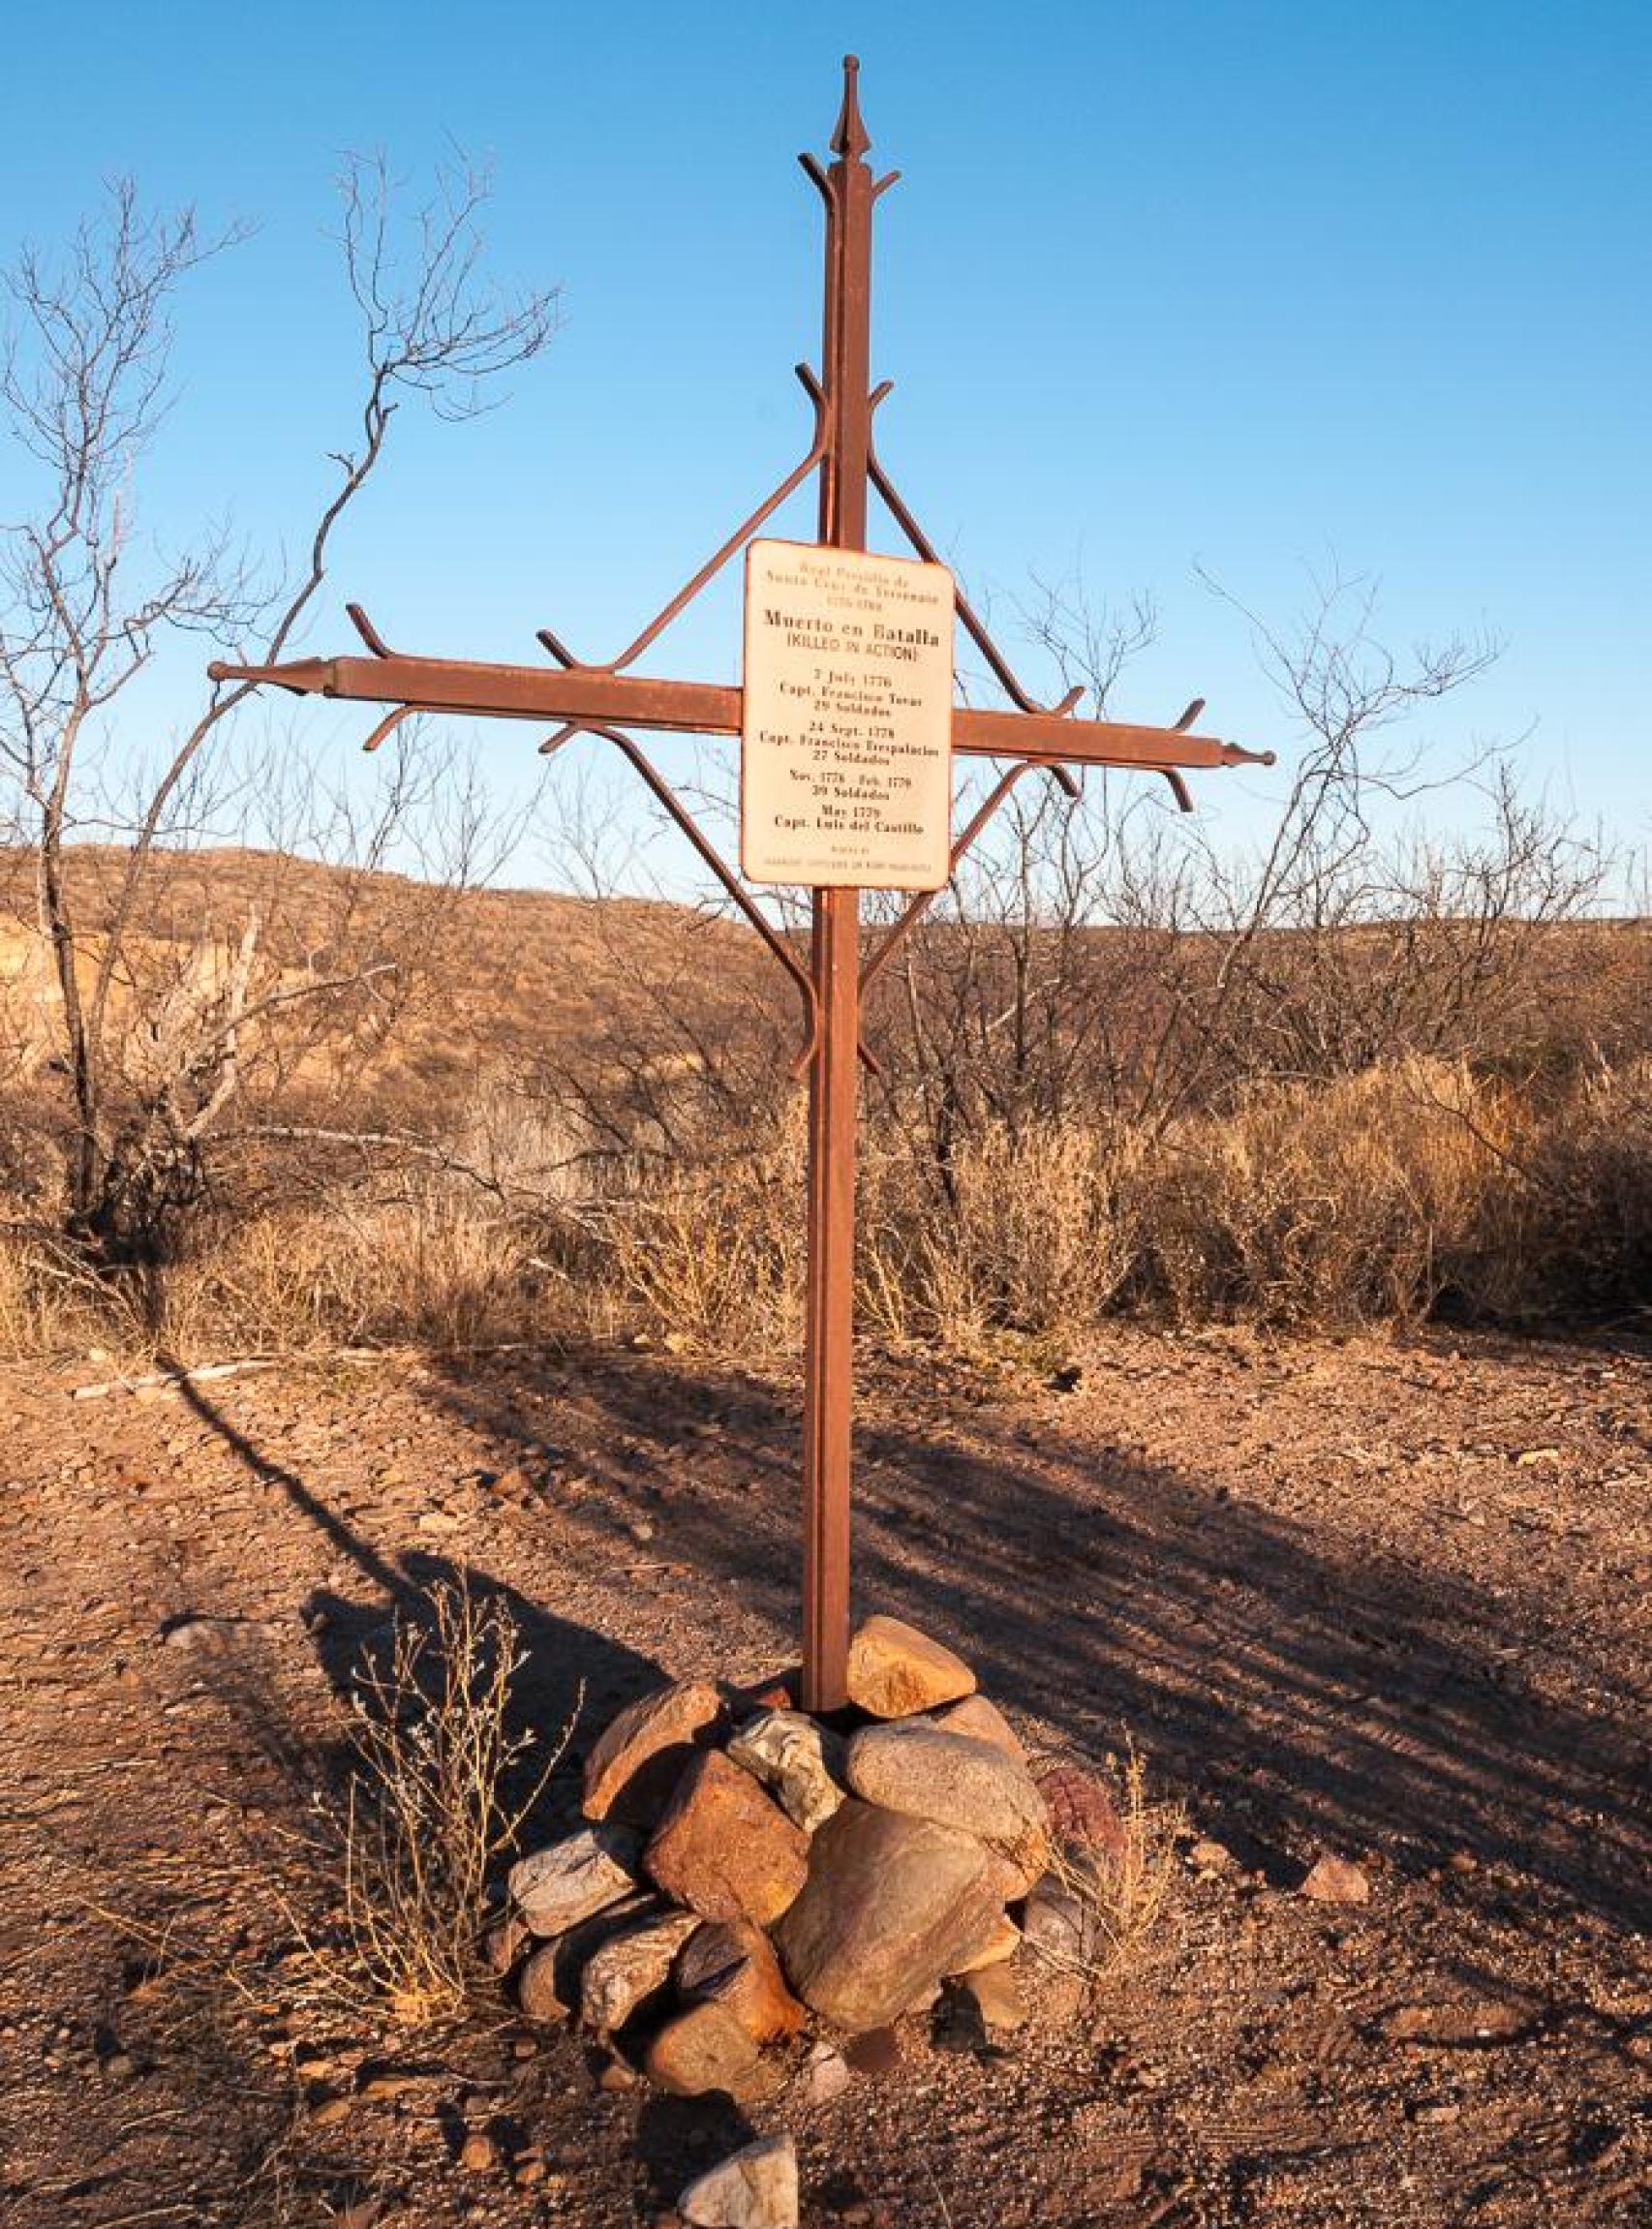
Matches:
[676,1918,806,2044]
[508,1825,639,1938]
[579,1908,700,2034]
[582,1678,724,1827]
[678,2133,799,2229]
[844,1721,1050,1890]
[844,1615,976,1719]
[644,2000,760,2098]
[726,1710,846,1832]
[645,1751,811,1926]
[774,1799,1005,2032]
[932,1694,1025,1761]
[948,1912,1022,1973]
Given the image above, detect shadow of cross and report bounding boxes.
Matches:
[206,55,1272,1714]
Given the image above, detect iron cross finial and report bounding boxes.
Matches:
[831,54,872,162]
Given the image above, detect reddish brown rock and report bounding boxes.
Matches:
[774,1799,1004,2032]
[676,1919,806,2044]
[1301,1853,1371,1906]
[724,1666,800,1715]
[644,2000,761,2098]
[1036,1764,1127,1866]
[932,1694,1025,1760]
[582,1678,724,1827]
[644,1751,810,1927]
[482,1912,530,1974]
[844,1615,976,1719]
[517,1940,570,2022]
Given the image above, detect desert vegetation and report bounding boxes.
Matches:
[2,814,1648,1364]
[2,172,1647,1370]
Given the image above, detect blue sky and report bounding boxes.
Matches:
[4,1,1648,886]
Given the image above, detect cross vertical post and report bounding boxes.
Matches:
[203,54,1274,1723]
[801,60,875,1713]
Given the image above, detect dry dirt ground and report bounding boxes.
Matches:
[2,1324,1648,2229]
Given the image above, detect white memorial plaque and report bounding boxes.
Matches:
[740,538,954,889]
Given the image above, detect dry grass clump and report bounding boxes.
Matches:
[1033,1744,1185,1987]
[0,1227,120,1356]
[603,1106,807,1355]
[860,1119,1141,1349]
[294,1579,575,2027]
[182,1190,551,1357]
[1488,1054,1652,1319]
[1131,1059,1514,1328]
[2,1054,1649,1363]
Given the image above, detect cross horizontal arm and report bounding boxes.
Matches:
[207,650,1275,775]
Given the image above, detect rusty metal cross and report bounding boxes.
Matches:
[211,58,1270,1713]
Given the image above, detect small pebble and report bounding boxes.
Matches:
[459,2129,497,2172]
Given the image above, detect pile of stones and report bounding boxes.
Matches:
[494,1613,1118,2101]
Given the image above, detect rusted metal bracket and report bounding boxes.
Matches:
[535,369,831,683]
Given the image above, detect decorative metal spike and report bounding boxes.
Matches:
[831,54,872,161]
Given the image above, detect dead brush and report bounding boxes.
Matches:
[1029,1744,1184,1992]
[291,1578,578,2027]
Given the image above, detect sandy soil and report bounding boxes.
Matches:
[1,1323,1647,2228]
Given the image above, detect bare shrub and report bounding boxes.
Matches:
[0,160,555,1263]
[296,1579,576,2027]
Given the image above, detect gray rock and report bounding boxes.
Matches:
[726,1710,846,1833]
[679,2134,799,2229]
[930,1694,1025,1760]
[508,1825,640,1938]
[579,1908,700,2034]
[801,2040,851,2104]
[1021,1877,1095,1969]
[774,1799,1005,2032]
[844,1720,1049,1889]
